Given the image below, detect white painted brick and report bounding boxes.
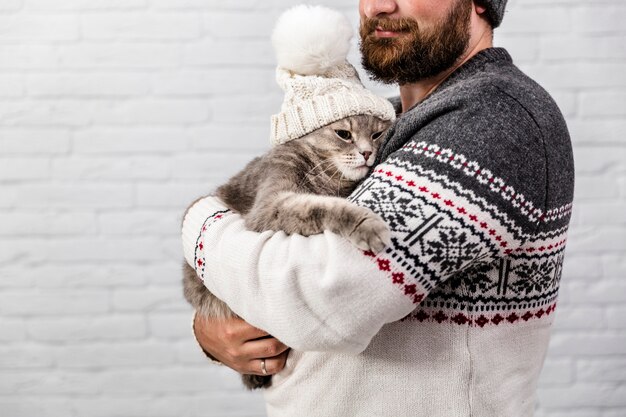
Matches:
[537,359,574,386]
[112,287,185,312]
[547,333,626,356]
[0,399,75,417]
[154,69,273,96]
[573,146,626,174]
[0,318,26,342]
[54,342,176,368]
[171,154,258,182]
[536,410,600,417]
[561,255,602,281]
[73,128,189,154]
[140,262,186,286]
[577,359,626,383]
[98,210,180,236]
[603,410,626,417]
[0,157,49,180]
[61,396,188,417]
[580,92,626,117]
[0,240,26,264]
[602,255,626,279]
[577,202,626,226]
[135,183,211,208]
[0,212,97,236]
[500,7,571,34]
[1,263,179,288]
[0,15,79,41]
[25,0,146,10]
[0,371,102,395]
[545,90,577,118]
[153,0,264,9]
[605,307,626,330]
[524,63,626,88]
[191,392,268,416]
[184,39,273,67]
[552,306,605,330]
[0,129,71,154]
[573,176,620,200]
[0,290,109,316]
[0,0,22,11]
[28,316,147,342]
[0,45,57,69]
[190,124,270,152]
[0,186,17,208]
[148,312,193,339]
[203,11,276,39]
[0,74,23,97]
[57,43,181,69]
[15,184,133,209]
[0,100,95,127]
[0,345,55,369]
[572,6,626,33]
[97,368,242,394]
[568,119,626,145]
[565,226,626,252]
[32,237,179,263]
[81,13,201,40]
[495,34,540,62]
[176,338,210,365]
[26,73,152,97]
[565,280,626,304]
[541,36,626,60]
[51,156,171,181]
[90,99,210,125]
[538,385,626,408]
[211,94,283,123]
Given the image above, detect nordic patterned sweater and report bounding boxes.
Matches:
[182,48,574,417]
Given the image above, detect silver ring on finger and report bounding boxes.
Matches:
[261,358,268,375]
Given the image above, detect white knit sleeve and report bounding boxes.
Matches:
[181,196,415,354]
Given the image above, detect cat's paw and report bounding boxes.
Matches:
[348,213,391,254]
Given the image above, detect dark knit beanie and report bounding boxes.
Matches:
[477,0,508,28]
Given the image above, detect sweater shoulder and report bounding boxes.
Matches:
[449,61,570,145]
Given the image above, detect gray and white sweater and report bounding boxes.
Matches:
[182,48,574,417]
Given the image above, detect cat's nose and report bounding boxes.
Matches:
[361,151,372,161]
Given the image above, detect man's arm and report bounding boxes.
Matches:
[183,99,547,354]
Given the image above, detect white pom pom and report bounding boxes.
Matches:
[272,5,354,76]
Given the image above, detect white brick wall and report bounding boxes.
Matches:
[0,1,624,416]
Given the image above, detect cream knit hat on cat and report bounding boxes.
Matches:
[270,5,396,146]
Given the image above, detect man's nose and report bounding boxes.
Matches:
[361,0,398,18]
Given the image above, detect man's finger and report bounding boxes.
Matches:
[240,337,290,360]
[225,318,270,342]
[245,351,289,376]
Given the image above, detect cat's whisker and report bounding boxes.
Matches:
[296,159,337,190]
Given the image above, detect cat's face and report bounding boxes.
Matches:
[302,115,392,181]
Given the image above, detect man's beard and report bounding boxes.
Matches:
[359,0,472,85]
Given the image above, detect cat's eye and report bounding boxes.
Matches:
[334,130,352,141]
[372,131,384,140]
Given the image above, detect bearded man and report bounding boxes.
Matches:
[184,1,574,416]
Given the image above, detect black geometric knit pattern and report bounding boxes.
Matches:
[348,48,574,323]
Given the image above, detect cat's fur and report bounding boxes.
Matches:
[183,115,391,390]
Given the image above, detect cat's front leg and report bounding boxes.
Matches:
[247,192,390,253]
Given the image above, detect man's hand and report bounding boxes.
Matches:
[193,313,290,376]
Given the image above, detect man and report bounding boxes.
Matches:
[184,0,574,415]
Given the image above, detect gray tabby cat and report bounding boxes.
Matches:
[182,114,391,390]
